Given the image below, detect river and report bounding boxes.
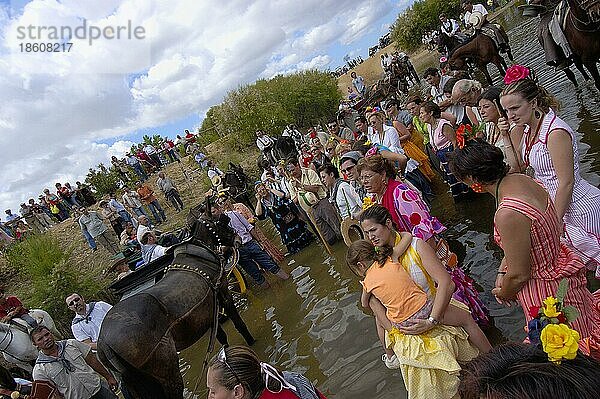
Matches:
[179,7,600,398]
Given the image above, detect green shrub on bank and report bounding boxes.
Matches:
[3,234,103,333]
[200,70,341,147]
[391,0,461,52]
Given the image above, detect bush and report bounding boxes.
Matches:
[201,70,341,147]
[3,234,103,333]
[391,0,462,52]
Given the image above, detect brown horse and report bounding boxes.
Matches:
[447,33,510,85]
[97,204,255,399]
[558,0,600,89]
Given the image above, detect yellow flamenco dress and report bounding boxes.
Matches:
[386,239,480,399]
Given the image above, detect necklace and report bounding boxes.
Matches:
[523,115,543,168]
[375,179,388,203]
[495,175,505,208]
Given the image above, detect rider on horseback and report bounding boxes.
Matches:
[462,0,510,53]
[0,288,37,329]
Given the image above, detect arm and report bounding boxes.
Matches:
[398,239,455,334]
[416,239,454,322]
[442,124,457,149]
[547,129,575,220]
[254,197,264,217]
[379,150,408,172]
[491,208,532,300]
[441,111,457,126]
[498,118,525,173]
[85,351,118,388]
[391,231,412,262]
[392,120,411,142]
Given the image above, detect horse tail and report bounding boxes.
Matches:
[98,341,167,399]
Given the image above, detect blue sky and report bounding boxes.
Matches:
[0,0,412,215]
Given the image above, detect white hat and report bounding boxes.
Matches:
[469,11,485,30]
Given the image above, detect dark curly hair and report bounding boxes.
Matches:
[448,139,509,185]
[459,343,600,399]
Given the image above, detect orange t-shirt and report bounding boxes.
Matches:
[362,258,427,323]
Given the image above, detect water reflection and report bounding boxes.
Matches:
[180,10,600,399]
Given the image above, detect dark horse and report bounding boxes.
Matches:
[97,202,255,399]
[436,31,470,56]
[531,0,600,89]
[222,162,253,209]
[447,32,512,85]
[272,135,298,163]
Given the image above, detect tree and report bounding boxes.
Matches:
[200,70,341,149]
[391,0,461,52]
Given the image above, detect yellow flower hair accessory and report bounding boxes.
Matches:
[540,324,580,364]
[362,197,375,210]
[527,279,581,364]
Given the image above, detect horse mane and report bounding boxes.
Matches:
[447,34,476,58]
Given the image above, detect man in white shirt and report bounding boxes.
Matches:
[422,67,452,107]
[462,0,489,27]
[462,0,509,51]
[439,14,461,37]
[255,130,276,164]
[140,231,167,264]
[66,293,112,350]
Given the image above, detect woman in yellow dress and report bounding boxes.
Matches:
[385,100,437,181]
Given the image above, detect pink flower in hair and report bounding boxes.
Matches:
[365,146,379,158]
[504,64,531,85]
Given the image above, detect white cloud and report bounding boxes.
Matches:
[0,0,400,216]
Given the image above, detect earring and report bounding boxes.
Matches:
[470,182,484,193]
[534,110,541,119]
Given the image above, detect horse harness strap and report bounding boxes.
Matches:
[164,264,219,290]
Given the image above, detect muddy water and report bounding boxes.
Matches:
[180,9,600,398]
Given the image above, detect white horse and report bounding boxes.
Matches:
[0,309,61,374]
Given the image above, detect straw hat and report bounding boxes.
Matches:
[468,11,485,30]
[340,218,365,247]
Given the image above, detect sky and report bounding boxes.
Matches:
[0,0,413,219]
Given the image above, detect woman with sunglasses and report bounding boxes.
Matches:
[207,346,327,399]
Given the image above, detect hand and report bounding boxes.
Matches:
[107,376,119,391]
[491,287,519,307]
[494,273,504,290]
[497,117,510,135]
[396,318,434,335]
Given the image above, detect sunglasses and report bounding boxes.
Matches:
[217,347,241,384]
[341,165,355,174]
[68,297,81,307]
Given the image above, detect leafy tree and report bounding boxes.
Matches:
[391,0,462,51]
[85,163,122,197]
[200,70,341,149]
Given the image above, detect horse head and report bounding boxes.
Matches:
[436,31,450,55]
[273,136,298,163]
[187,198,236,251]
[0,323,37,373]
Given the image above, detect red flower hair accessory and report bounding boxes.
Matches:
[504,64,531,85]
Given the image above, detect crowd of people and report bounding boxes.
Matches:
[2,2,600,398]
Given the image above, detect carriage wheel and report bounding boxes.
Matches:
[227,266,247,297]
[219,266,247,317]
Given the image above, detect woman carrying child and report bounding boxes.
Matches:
[346,205,490,399]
